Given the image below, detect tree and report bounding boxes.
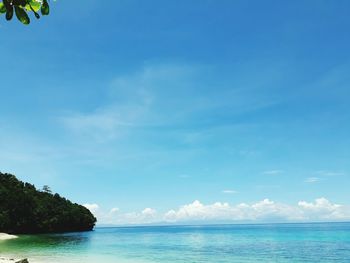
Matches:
[0,172,96,234]
[42,185,52,193]
[0,0,50,25]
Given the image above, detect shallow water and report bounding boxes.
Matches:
[1,223,350,262]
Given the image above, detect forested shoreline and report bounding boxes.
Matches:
[0,172,96,234]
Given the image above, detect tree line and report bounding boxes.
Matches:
[0,172,96,234]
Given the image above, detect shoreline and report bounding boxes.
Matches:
[0,233,18,241]
[0,233,21,263]
[0,233,23,262]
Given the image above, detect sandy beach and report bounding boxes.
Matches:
[0,233,17,241]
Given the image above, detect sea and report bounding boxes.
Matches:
[1,223,350,263]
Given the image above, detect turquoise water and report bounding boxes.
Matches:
[1,223,350,262]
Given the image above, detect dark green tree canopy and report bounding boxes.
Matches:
[0,172,96,234]
[0,0,49,25]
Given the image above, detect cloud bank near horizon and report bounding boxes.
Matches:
[85,198,350,225]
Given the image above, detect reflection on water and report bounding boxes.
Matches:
[0,232,94,263]
[1,223,350,263]
[1,232,89,251]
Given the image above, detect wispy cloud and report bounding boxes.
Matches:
[110,207,120,213]
[60,62,283,144]
[61,106,139,142]
[315,171,346,177]
[60,63,197,142]
[304,177,321,183]
[303,170,347,184]
[262,170,284,175]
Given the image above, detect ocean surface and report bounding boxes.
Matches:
[1,223,350,263]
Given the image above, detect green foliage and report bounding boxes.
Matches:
[0,0,50,25]
[0,172,96,234]
[41,0,48,15]
[42,185,52,193]
[15,5,30,24]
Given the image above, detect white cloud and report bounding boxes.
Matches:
[142,208,157,217]
[86,205,158,225]
[83,203,99,214]
[163,199,303,222]
[118,208,158,225]
[85,198,350,225]
[162,198,350,224]
[110,207,120,213]
[164,200,235,222]
[304,177,321,183]
[298,198,350,220]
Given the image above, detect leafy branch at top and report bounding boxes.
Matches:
[0,0,49,25]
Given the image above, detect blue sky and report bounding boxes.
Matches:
[1,0,350,224]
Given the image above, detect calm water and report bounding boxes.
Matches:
[1,223,350,263]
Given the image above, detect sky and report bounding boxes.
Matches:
[1,0,350,225]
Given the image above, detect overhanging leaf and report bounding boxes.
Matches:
[41,0,49,16]
[5,5,13,21]
[0,2,7,14]
[15,6,30,25]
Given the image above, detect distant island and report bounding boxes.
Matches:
[0,172,96,234]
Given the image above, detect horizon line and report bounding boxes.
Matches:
[95,220,350,229]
